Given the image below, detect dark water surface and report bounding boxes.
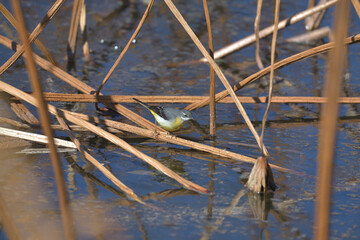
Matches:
[0,0,359,239]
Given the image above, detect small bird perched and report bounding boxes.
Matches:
[133,98,194,131]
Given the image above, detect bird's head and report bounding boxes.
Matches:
[180,110,194,121]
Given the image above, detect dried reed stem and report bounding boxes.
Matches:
[186,33,360,111]
[199,0,338,61]
[164,0,268,154]
[0,80,209,194]
[18,93,360,104]
[0,34,163,132]
[79,1,90,61]
[0,3,58,66]
[55,115,145,204]
[72,114,295,174]
[314,1,349,239]
[0,0,65,75]
[10,0,75,239]
[202,0,216,136]
[246,0,280,193]
[259,0,280,156]
[254,0,264,69]
[10,99,39,124]
[285,27,330,43]
[0,126,76,148]
[305,0,327,31]
[67,0,83,67]
[95,0,154,101]
[351,0,360,18]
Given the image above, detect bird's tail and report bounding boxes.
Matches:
[133,98,151,111]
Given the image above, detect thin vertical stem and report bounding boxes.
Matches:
[202,0,216,136]
[255,0,264,70]
[259,0,280,156]
[95,0,154,96]
[314,1,349,239]
[67,0,83,68]
[10,0,76,239]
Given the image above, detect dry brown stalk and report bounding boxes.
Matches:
[259,0,280,157]
[67,0,84,66]
[246,156,277,193]
[17,93,360,104]
[285,27,331,43]
[305,0,327,31]
[79,1,90,61]
[0,80,209,194]
[0,34,164,132]
[55,115,145,204]
[164,0,268,154]
[0,117,31,129]
[95,0,154,99]
[202,0,216,136]
[186,33,360,111]
[70,113,296,174]
[247,0,280,193]
[199,0,338,62]
[254,0,264,70]
[0,3,58,66]
[9,99,39,124]
[0,126,76,149]
[314,1,349,239]
[10,0,75,239]
[0,0,65,76]
[0,80,296,175]
[351,0,360,18]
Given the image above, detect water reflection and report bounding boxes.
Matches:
[246,191,289,240]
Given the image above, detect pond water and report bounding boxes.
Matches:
[0,0,359,239]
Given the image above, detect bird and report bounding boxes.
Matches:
[133,98,194,131]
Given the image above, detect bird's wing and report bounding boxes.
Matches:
[149,106,170,120]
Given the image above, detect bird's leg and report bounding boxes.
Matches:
[153,120,159,138]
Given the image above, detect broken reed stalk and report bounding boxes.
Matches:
[19,93,360,104]
[9,99,39,124]
[285,27,331,43]
[0,126,76,149]
[259,0,280,157]
[199,0,338,62]
[67,0,84,68]
[55,115,145,204]
[0,34,163,132]
[254,0,264,70]
[94,0,154,102]
[0,80,209,194]
[0,0,65,75]
[202,0,216,136]
[79,1,90,61]
[0,3,58,66]
[314,1,349,239]
[246,0,280,193]
[10,0,75,239]
[351,0,360,18]
[0,79,296,175]
[305,0,327,31]
[186,33,360,111]
[69,112,296,174]
[164,0,268,155]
